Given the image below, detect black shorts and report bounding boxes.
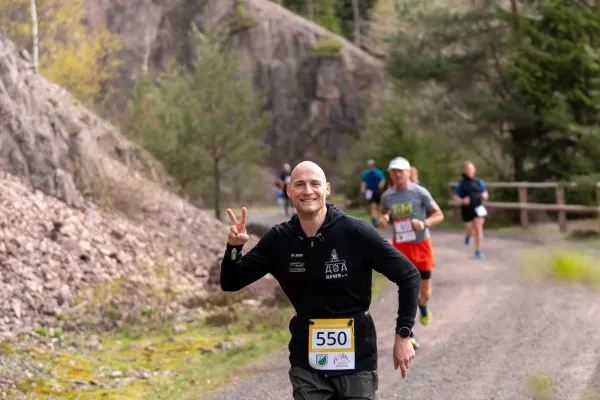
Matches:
[419,270,431,280]
[461,206,481,223]
[368,190,381,205]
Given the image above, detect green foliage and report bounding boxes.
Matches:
[521,246,600,288]
[314,35,343,57]
[386,0,519,179]
[499,0,600,181]
[0,0,122,103]
[386,0,600,196]
[34,328,48,337]
[334,0,376,41]
[339,99,461,207]
[316,0,343,34]
[280,0,366,38]
[124,22,271,219]
[124,73,164,158]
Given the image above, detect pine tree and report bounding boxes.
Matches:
[127,23,271,219]
[386,0,600,181]
[500,0,600,179]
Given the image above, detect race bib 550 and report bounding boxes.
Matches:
[308,318,355,370]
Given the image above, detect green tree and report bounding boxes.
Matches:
[386,0,600,184]
[125,23,271,219]
[278,0,369,37]
[339,98,462,207]
[316,0,343,34]
[0,0,122,103]
[334,0,376,43]
[500,0,600,181]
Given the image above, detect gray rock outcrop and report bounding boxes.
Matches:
[85,0,385,166]
[0,31,265,337]
[0,30,178,209]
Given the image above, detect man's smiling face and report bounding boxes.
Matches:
[286,161,331,216]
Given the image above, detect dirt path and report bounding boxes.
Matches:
[208,210,600,400]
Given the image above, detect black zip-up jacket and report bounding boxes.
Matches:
[220,204,420,376]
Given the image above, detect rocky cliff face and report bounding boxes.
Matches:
[86,0,385,167]
[0,31,179,210]
[0,31,268,337]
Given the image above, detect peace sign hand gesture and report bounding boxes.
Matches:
[226,207,250,246]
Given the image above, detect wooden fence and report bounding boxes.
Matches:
[447,181,600,232]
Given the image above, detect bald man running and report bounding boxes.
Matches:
[220,161,421,400]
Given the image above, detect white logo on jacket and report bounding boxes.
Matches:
[325,249,348,279]
[289,253,305,272]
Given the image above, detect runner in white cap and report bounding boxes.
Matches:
[379,157,445,349]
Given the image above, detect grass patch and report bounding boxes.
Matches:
[521,246,600,288]
[524,371,600,400]
[372,271,388,298]
[524,372,556,400]
[4,305,293,400]
[7,275,390,399]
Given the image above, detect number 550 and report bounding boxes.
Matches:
[316,331,347,346]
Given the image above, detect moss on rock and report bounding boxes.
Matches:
[231,4,258,32]
[313,36,342,57]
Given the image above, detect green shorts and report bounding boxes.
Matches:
[289,366,379,400]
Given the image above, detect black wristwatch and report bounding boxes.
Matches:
[398,326,411,338]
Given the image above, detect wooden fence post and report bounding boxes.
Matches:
[518,185,528,230]
[555,184,567,233]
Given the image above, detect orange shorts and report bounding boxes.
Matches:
[392,237,435,272]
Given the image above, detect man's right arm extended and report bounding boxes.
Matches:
[357,222,420,333]
[220,230,275,292]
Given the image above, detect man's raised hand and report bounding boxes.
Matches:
[226,207,250,246]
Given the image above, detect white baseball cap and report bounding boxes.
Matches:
[388,157,411,171]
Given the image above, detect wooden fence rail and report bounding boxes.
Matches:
[447,181,600,232]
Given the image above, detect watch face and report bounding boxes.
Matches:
[399,327,411,337]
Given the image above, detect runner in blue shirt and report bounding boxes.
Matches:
[360,160,386,227]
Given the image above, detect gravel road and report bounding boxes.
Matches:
[208,210,600,400]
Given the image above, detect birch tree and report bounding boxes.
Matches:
[0,0,121,101]
[29,0,38,74]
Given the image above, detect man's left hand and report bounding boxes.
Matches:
[393,334,415,378]
[410,219,426,231]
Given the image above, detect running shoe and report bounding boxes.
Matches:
[410,333,420,350]
[419,305,432,326]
